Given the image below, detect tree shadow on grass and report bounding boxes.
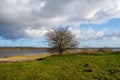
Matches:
[36,57,46,61]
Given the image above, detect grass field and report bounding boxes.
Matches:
[0,52,120,80]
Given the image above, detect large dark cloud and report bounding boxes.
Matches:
[0,23,27,39]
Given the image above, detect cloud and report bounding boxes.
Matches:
[79,28,107,40]
[24,27,48,38]
[78,27,120,42]
[0,0,120,39]
[109,31,120,37]
[106,30,120,41]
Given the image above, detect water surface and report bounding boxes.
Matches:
[0,50,48,58]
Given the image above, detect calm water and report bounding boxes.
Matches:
[0,50,48,58]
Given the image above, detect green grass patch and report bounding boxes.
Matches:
[0,52,120,80]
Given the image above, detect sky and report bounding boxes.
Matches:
[0,0,120,48]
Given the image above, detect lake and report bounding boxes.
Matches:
[0,50,48,58]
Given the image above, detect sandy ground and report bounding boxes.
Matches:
[0,53,51,62]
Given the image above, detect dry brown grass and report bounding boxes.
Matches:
[63,50,73,54]
[78,49,96,54]
[0,53,51,62]
[98,48,112,52]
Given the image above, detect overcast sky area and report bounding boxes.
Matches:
[0,0,120,48]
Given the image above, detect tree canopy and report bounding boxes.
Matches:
[45,27,78,54]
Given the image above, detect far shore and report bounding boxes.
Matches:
[0,47,48,51]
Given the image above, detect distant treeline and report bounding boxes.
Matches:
[0,47,48,51]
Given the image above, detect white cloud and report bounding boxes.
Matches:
[0,0,120,39]
[24,27,48,38]
[79,28,107,40]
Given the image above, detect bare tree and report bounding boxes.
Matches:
[45,27,78,54]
